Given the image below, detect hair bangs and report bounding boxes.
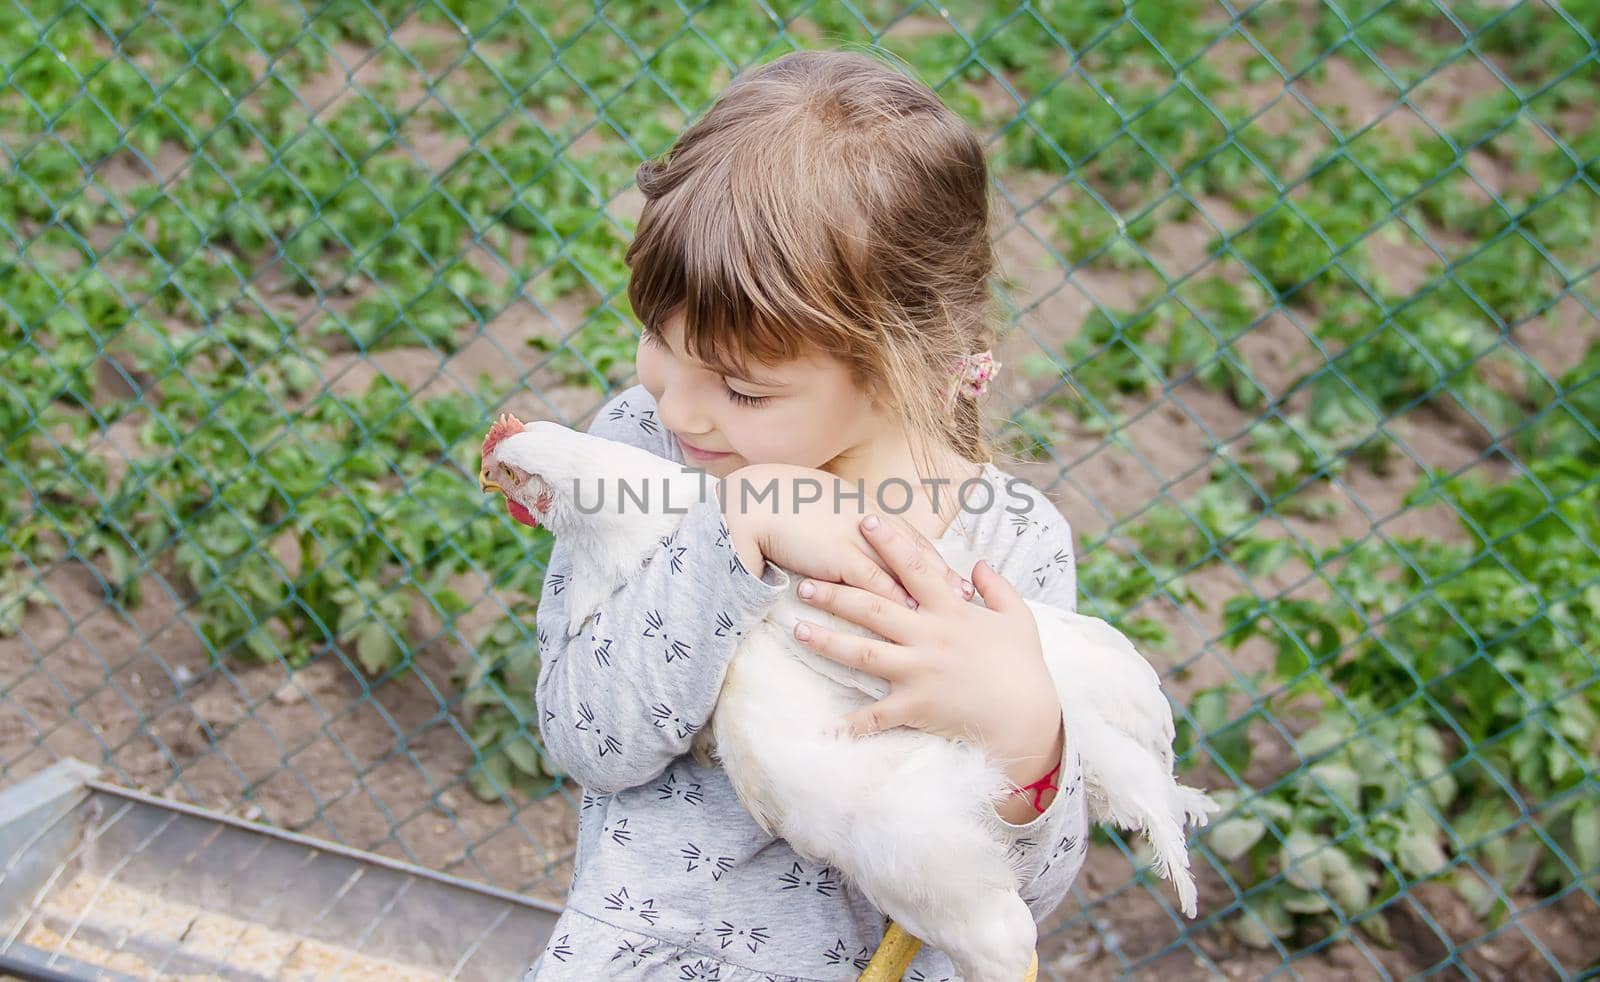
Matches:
[626,148,847,383]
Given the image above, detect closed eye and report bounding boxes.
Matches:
[642,325,772,407]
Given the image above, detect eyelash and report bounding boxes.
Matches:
[641,326,771,407]
[724,389,770,408]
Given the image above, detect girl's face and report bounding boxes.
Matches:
[636,311,885,479]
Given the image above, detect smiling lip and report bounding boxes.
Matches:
[677,436,731,460]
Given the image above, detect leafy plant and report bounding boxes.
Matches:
[459,602,562,801]
[1209,420,1600,944]
[1201,701,1455,949]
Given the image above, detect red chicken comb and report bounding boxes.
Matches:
[481,412,525,460]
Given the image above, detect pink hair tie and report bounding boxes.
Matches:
[952,350,1000,399]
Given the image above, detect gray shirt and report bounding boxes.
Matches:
[523,385,1089,981]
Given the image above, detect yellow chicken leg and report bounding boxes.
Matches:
[857,920,1038,981]
[859,920,920,980]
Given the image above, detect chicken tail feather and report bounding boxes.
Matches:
[1078,727,1215,919]
[1178,784,1221,830]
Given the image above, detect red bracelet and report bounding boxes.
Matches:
[1008,761,1062,814]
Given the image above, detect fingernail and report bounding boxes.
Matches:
[863,514,880,531]
[798,580,815,599]
[954,582,968,600]
[794,623,812,641]
[961,579,974,598]
[905,597,918,609]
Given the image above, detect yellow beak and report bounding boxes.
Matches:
[479,467,503,495]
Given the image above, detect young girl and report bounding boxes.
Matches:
[524,49,1088,981]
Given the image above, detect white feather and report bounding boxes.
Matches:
[1030,605,1219,917]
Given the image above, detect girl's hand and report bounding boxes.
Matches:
[718,463,970,610]
[791,511,1065,779]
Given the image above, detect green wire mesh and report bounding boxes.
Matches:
[2,0,1596,977]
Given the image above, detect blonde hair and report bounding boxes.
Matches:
[624,48,999,475]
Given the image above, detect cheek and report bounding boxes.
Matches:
[723,408,835,468]
[636,343,666,398]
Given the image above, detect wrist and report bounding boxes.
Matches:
[995,709,1066,822]
[718,467,770,577]
[1001,713,1065,788]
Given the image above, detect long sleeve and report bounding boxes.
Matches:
[533,386,792,794]
[984,484,1091,922]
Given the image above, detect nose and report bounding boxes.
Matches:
[653,376,713,438]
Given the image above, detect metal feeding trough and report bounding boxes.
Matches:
[0,759,560,981]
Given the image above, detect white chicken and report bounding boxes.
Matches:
[481,414,1216,982]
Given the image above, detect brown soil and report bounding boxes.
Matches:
[1032,845,1600,979]
[0,560,580,904]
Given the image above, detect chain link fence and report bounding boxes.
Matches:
[3,0,1597,977]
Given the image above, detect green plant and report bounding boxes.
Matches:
[459,601,562,801]
[1209,427,1599,943]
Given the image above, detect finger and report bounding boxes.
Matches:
[862,513,963,609]
[834,693,919,739]
[893,516,975,603]
[796,578,917,641]
[793,619,910,682]
[842,546,918,608]
[971,559,1023,613]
